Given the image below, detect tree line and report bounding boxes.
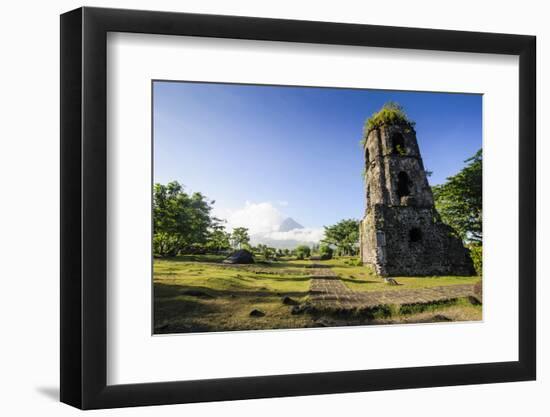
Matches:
[153,149,481,272]
[153,181,228,257]
[152,181,360,259]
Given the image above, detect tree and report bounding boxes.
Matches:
[153,181,215,257]
[432,149,482,243]
[294,245,311,260]
[152,232,181,258]
[311,243,320,254]
[319,244,334,260]
[231,227,250,249]
[322,219,360,256]
[205,223,231,253]
[257,244,277,261]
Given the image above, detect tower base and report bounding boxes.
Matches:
[360,205,475,276]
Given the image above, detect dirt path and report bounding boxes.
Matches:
[308,263,477,310]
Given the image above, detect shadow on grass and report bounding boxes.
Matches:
[308,263,336,269]
[248,275,311,283]
[153,282,310,334]
[166,254,226,263]
[272,261,313,269]
[154,292,219,314]
[338,277,380,285]
[155,283,309,300]
[154,286,220,334]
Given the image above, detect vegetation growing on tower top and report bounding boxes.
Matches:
[361,102,415,146]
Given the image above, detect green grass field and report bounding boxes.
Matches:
[322,257,481,292]
[153,255,481,334]
[154,255,314,333]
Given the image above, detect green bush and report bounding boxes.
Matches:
[294,245,311,260]
[360,102,415,147]
[153,232,181,257]
[319,244,333,260]
[468,244,482,276]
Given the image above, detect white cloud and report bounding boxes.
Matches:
[214,201,284,235]
[267,228,325,243]
[252,227,325,249]
[276,200,289,207]
[214,201,325,248]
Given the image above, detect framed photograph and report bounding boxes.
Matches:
[60,6,536,409]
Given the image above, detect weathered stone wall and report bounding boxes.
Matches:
[360,122,475,276]
[361,205,475,276]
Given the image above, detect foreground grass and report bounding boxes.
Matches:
[313,296,482,326]
[321,257,481,292]
[154,256,313,333]
[153,255,481,333]
[371,298,482,324]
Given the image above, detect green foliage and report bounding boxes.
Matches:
[432,149,482,243]
[205,224,231,253]
[153,181,218,257]
[319,244,334,260]
[360,102,415,146]
[294,245,311,260]
[231,227,250,249]
[153,232,181,258]
[257,244,278,261]
[344,257,362,266]
[322,219,360,256]
[395,143,406,156]
[468,244,483,276]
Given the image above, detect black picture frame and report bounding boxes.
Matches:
[60,6,536,410]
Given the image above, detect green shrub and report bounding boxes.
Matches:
[360,102,415,147]
[153,232,181,257]
[319,244,333,260]
[294,245,311,260]
[468,244,482,276]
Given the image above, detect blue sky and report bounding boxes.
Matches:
[153,81,481,233]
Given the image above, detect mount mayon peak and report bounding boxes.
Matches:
[278,217,304,232]
[249,217,321,249]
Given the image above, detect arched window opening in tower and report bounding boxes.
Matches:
[391,132,406,155]
[409,228,422,243]
[397,171,411,197]
[365,147,370,164]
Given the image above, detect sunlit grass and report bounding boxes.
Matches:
[317,257,480,292]
[153,255,481,333]
[153,256,314,333]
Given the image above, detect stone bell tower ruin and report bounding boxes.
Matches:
[359,107,474,276]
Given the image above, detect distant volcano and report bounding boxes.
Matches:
[278,217,304,232]
[250,217,321,249]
